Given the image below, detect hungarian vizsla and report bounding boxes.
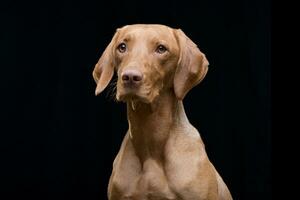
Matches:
[93,24,232,200]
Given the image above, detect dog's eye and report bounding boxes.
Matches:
[117,43,127,53]
[156,45,167,54]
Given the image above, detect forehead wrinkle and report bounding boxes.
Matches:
[151,37,168,45]
[119,33,133,43]
[119,30,145,45]
[150,28,176,42]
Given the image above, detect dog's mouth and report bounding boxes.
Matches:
[117,91,150,103]
[116,85,154,104]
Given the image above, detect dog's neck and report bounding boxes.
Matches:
[126,90,189,163]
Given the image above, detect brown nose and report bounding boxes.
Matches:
[121,69,143,85]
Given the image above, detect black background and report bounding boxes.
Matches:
[1,0,271,199]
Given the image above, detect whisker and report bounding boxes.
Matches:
[106,77,118,101]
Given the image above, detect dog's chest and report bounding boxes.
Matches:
[110,159,177,200]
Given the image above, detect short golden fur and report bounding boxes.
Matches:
[93,24,232,200]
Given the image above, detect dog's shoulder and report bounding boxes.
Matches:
[166,125,218,198]
[169,123,205,150]
[166,124,208,165]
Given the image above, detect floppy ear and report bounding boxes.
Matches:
[173,29,209,100]
[92,29,120,96]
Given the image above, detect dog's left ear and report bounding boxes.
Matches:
[93,29,120,96]
[173,29,209,100]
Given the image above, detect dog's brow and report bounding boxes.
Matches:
[154,39,168,46]
[121,33,133,43]
[149,37,169,50]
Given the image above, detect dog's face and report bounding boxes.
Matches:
[93,24,209,103]
[114,25,180,103]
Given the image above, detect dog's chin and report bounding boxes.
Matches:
[116,93,150,104]
[116,90,155,104]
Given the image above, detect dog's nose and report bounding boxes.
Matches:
[121,69,143,85]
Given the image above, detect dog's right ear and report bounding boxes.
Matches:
[93,29,120,96]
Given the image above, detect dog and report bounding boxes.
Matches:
[93,24,232,200]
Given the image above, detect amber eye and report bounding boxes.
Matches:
[117,43,127,53]
[156,45,167,54]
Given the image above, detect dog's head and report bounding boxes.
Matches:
[93,24,209,102]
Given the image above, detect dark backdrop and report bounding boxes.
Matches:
[1,0,271,199]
